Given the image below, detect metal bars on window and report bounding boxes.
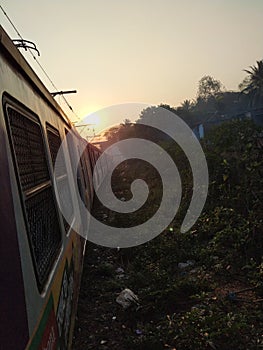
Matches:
[5,104,61,288]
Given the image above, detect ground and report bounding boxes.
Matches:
[72,194,263,350]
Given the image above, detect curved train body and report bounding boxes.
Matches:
[0,26,104,349]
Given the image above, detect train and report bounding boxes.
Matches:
[0,25,106,349]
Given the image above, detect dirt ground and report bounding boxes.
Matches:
[72,198,144,350]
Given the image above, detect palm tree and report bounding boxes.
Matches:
[180,99,193,112]
[241,60,263,107]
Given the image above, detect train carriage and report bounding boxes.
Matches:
[0,25,101,349]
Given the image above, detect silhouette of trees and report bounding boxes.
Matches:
[197,75,223,101]
[100,61,263,147]
[180,99,193,112]
[240,60,263,107]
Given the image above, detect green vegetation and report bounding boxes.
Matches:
[74,119,263,350]
[121,120,263,349]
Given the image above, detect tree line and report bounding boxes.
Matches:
[102,59,263,145]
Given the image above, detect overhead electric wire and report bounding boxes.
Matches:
[0,4,80,121]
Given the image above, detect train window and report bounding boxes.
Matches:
[64,128,75,169]
[4,103,62,288]
[64,129,86,205]
[46,123,74,234]
[83,147,93,200]
[78,147,91,207]
[65,129,95,210]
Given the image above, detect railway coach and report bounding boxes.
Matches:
[0,25,104,349]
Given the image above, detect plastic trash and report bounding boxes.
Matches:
[116,267,125,274]
[178,260,195,269]
[116,288,139,309]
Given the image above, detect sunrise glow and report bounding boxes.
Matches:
[83,113,101,126]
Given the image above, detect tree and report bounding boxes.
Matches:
[180,99,193,112]
[240,60,263,107]
[122,118,131,125]
[137,105,175,124]
[197,75,223,101]
[238,76,251,91]
[193,76,225,123]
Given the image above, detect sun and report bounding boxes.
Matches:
[84,113,100,126]
[75,112,102,138]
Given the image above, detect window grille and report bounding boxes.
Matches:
[6,105,61,287]
[46,124,74,233]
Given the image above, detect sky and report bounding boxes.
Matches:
[1,0,263,137]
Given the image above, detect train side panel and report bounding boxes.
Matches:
[0,25,93,349]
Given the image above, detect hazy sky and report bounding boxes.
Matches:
[1,0,263,135]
